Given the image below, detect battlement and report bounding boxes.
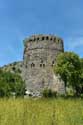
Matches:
[23,34,63,47]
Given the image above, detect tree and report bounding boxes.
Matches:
[54,52,81,96]
[0,70,12,97]
[79,58,83,94]
[14,75,25,97]
[0,69,25,97]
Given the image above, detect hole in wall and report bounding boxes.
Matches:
[31,63,35,68]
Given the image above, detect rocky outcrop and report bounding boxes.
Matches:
[1,61,23,76]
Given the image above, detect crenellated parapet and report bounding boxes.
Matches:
[23,35,64,54]
[24,34,63,46]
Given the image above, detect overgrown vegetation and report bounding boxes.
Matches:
[0,98,82,125]
[54,52,83,97]
[0,69,25,97]
[42,88,57,97]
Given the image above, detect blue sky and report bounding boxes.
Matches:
[0,0,83,66]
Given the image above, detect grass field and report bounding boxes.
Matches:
[0,98,83,125]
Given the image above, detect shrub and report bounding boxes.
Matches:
[42,88,57,98]
[0,69,25,98]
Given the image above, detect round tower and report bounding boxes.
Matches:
[22,34,65,95]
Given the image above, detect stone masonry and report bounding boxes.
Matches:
[22,34,65,95]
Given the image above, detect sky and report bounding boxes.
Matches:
[0,0,83,66]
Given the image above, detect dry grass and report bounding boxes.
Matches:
[0,98,83,125]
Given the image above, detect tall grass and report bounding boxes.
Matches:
[0,98,83,125]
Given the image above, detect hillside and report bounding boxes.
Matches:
[0,61,23,76]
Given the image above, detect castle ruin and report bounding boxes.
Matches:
[22,34,65,95]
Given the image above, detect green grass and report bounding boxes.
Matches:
[0,98,83,125]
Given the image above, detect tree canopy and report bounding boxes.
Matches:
[54,52,83,96]
[0,69,25,97]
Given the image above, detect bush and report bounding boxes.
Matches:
[42,88,57,98]
[0,69,25,98]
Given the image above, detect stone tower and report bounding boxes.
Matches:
[22,34,65,95]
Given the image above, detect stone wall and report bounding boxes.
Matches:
[22,35,65,95]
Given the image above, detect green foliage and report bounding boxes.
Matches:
[42,88,57,97]
[15,77,25,97]
[0,69,25,97]
[54,52,82,96]
[80,58,83,82]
